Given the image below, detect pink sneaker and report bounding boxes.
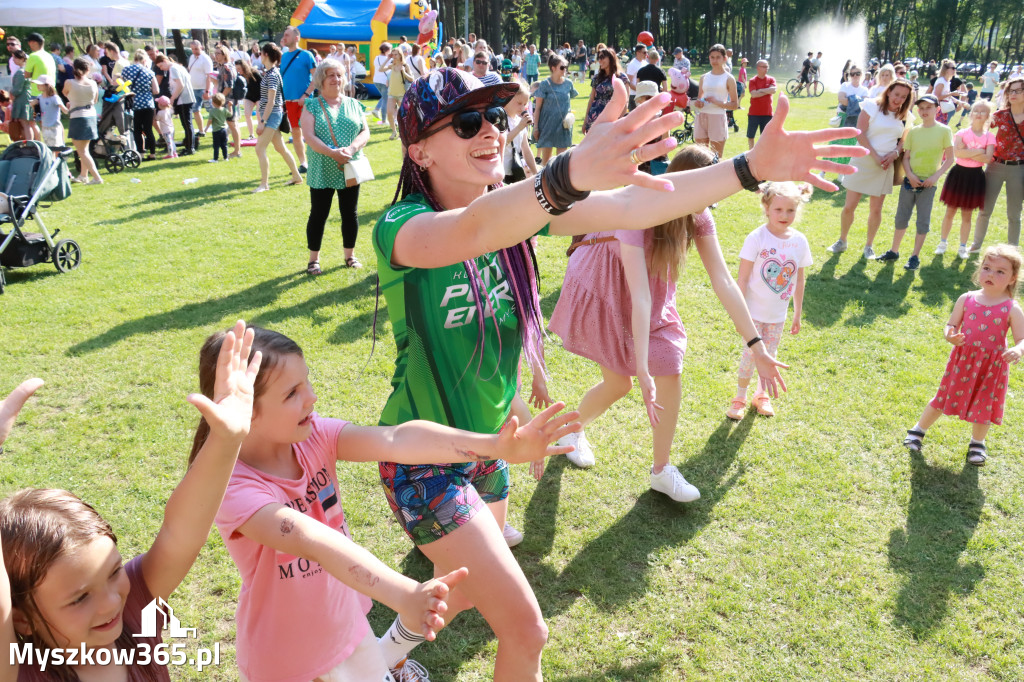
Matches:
[161,153,177,159]
[725,397,747,420]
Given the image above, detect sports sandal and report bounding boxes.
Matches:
[345,255,363,269]
[966,442,987,467]
[751,393,775,417]
[902,429,926,452]
[725,397,747,420]
[306,260,322,276]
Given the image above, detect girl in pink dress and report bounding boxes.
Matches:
[549,145,788,501]
[903,245,1024,465]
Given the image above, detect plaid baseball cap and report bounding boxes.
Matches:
[398,67,519,146]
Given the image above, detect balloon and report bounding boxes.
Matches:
[637,31,654,46]
[0,28,6,41]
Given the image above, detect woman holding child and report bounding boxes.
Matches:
[299,58,370,274]
[372,67,863,680]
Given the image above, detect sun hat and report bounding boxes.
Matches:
[398,67,518,146]
[635,80,659,100]
[31,74,54,87]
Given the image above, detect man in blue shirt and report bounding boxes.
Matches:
[280,25,317,173]
[523,44,540,85]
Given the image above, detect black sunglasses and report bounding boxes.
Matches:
[475,59,488,65]
[421,106,509,140]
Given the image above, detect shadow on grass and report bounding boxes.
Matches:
[916,253,976,309]
[67,270,379,355]
[804,253,917,328]
[108,180,269,222]
[887,449,984,637]
[554,659,669,680]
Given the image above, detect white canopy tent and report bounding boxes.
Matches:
[0,0,245,33]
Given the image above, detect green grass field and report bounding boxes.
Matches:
[1,75,1021,681]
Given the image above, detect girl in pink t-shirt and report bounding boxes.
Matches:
[939,100,996,259]
[548,145,787,502]
[1,321,260,681]
[195,325,576,682]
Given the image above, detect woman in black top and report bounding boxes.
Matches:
[236,59,261,139]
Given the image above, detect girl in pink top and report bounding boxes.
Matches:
[548,146,787,502]
[197,326,577,682]
[939,100,996,259]
[1,321,261,681]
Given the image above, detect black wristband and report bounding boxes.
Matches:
[548,151,590,205]
[535,171,569,215]
[746,335,762,348]
[733,153,761,192]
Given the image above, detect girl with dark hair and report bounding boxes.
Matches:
[253,42,302,193]
[0,322,260,680]
[189,324,575,682]
[532,53,577,163]
[583,47,627,133]
[374,67,863,680]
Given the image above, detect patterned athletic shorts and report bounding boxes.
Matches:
[379,459,509,545]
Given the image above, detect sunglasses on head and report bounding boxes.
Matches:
[421,105,509,140]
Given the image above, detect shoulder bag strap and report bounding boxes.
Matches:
[318,97,341,147]
[565,235,616,257]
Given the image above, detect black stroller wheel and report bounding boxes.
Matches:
[105,155,125,173]
[53,239,82,273]
[125,150,142,168]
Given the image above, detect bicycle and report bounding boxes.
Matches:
[786,72,824,97]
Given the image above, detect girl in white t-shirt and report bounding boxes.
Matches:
[727,182,813,419]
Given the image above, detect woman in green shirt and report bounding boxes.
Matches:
[299,58,371,273]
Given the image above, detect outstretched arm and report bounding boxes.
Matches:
[388,80,865,270]
[140,321,260,601]
[337,402,580,465]
[620,241,661,426]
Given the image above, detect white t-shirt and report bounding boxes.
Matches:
[932,76,952,101]
[626,58,645,95]
[373,55,391,85]
[504,113,527,175]
[739,225,813,323]
[187,51,214,89]
[980,70,1000,94]
[860,99,905,154]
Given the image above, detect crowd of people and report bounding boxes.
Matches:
[2,25,1024,682]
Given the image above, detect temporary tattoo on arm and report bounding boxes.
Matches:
[349,565,380,587]
[455,447,487,461]
[280,518,295,535]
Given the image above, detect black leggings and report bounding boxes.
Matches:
[133,108,156,155]
[174,103,195,152]
[307,186,361,251]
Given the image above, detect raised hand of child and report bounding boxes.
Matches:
[186,320,262,442]
[637,372,662,427]
[401,567,469,641]
[0,378,43,450]
[496,401,581,463]
[1002,346,1022,364]
[529,373,554,409]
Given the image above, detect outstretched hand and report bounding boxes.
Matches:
[0,378,44,450]
[752,347,789,399]
[186,320,262,442]
[529,373,554,410]
[402,567,469,641]
[497,401,581,464]
[745,94,868,192]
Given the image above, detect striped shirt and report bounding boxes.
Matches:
[259,66,284,115]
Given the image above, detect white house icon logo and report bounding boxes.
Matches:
[134,597,197,639]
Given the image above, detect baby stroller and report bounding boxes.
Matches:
[0,141,81,294]
[86,87,142,174]
[668,77,700,144]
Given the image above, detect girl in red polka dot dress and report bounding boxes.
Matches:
[903,244,1024,465]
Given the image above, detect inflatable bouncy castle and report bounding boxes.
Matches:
[290,0,440,83]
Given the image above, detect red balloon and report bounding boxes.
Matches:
[638,31,654,46]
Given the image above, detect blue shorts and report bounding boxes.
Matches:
[380,459,509,545]
[746,114,773,138]
[263,111,283,131]
[191,90,209,113]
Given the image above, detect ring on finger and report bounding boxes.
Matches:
[629,147,643,165]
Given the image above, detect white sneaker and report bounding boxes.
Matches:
[502,523,524,547]
[934,240,948,255]
[863,245,875,260]
[957,244,969,259]
[391,658,430,682]
[557,430,596,468]
[650,465,701,502]
[826,239,847,253]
